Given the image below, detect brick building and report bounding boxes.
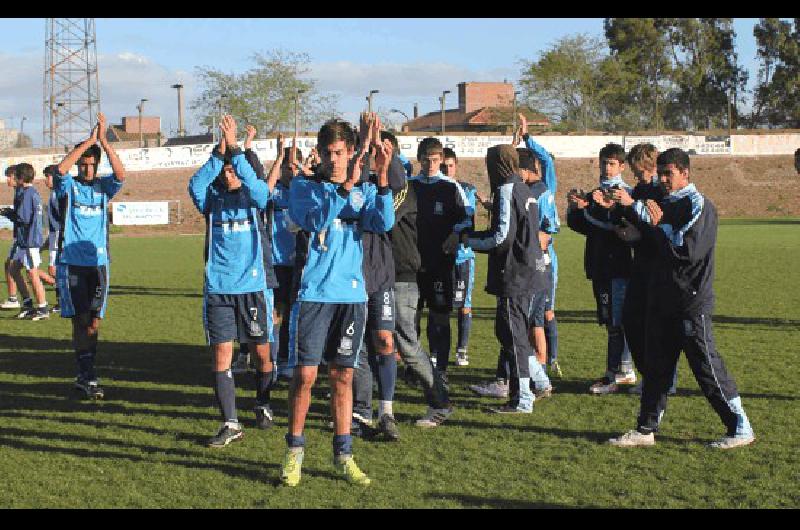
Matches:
[403,82,549,133]
[107,116,162,147]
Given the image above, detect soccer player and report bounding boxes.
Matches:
[351,115,406,441]
[231,124,281,383]
[609,148,755,449]
[447,145,549,413]
[44,164,63,313]
[516,115,562,378]
[441,148,476,367]
[271,139,304,381]
[1,164,24,310]
[468,145,554,399]
[280,118,394,487]
[52,112,124,399]
[610,144,678,396]
[411,138,472,378]
[188,116,275,446]
[2,163,50,320]
[567,143,636,394]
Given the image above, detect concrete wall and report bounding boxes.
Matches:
[3,133,799,177]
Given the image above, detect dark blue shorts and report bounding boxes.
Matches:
[288,301,367,369]
[204,290,273,345]
[528,288,549,328]
[57,264,109,319]
[367,288,395,333]
[452,259,474,309]
[273,265,295,307]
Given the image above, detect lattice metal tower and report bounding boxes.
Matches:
[43,18,101,148]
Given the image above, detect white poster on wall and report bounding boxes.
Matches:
[0,204,12,230]
[111,201,169,225]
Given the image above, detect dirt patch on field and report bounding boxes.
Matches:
[2,155,797,239]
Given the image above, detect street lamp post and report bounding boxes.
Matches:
[512,91,520,134]
[137,98,148,148]
[367,89,379,114]
[171,84,185,137]
[440,90,451,135]
[295,89,306,137]
[390,108,409,131]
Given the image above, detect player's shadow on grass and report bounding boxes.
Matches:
[108,284,202,298]
[423,493,597,509]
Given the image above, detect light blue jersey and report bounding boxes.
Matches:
[524,135,561,272]
[456,181,477,264]
[270,181,296,266]
[289,177,394,303]
[53,171,122,266]
[188,149,271,295]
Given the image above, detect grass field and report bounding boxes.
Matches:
[1,220,799,508]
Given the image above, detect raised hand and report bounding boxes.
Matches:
[511,125,523,147]
[220,115,238,149]
[593,189,614,209]
[344,150,367,191]
[276,134,285,161]
[244,124,257,150]
[97,112,108,143]
[374,139,391,187]
[519,113,528,136]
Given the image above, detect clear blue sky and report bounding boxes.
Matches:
[0,18,764,146]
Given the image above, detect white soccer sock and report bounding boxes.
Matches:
[378,400,393,417]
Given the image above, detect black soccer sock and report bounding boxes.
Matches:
[456,311,472,352]
[428,313,451,371]
[239,342,250,356]
[254,370,274,407]
[545,317,558,364]
[375,353,397,402]
[213,370,238,423]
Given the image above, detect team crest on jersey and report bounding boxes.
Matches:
[434,202,444,215]
[382,304,393,320]
[350,191,364,209]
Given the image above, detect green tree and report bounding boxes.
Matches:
[603,18,674,132]
[661,18,748,131]
[191,50,340,135]
[519,34,609,132]
[751,18,800,128]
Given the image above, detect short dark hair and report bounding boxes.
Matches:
[4,164,16,177]
[43,164,58,177]
[317,119,356,151]
[16,163,35,183]
[657,148,690,171]
[380,130,399,153]
[795,147,800,158]
[75,142,103,165]
[282,147,303,163]
[599,143,626,163]
[417,137,443,160]
[442,147,457,162]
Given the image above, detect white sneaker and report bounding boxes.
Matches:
[1,298,20,309]
[455,352,469,366]
[469,379,509,398]
[615,371,637,385]
[608,429,655,447]
[589,380,619,394]
[429,356,438,370]
[708,434,755,449]
[415,407,453,428]
[231,354,251,374]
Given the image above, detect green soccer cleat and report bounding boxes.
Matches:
[335,456,371,486]
[280,448,304,487]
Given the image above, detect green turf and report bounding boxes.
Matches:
[1,222,798,508]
